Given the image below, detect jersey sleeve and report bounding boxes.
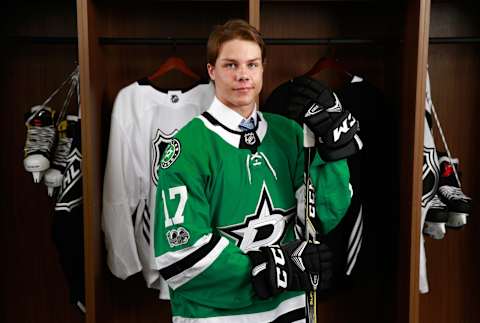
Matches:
[153,138,256,310]
[292,119,352,235]
[102,93,143,280]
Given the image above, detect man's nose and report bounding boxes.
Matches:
[236,66,250,81]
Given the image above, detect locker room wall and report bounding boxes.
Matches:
[4,0,478,323]
[420,1,480,323]
[77,1,424,323]
[1,1,84,323]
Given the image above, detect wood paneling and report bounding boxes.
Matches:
[2,9,84,323]
[420,43,480,323]
[1,2,83,322]
[249,0,260,30]
[397,1,431,323]
[419,2,480,323]
[7,1,479,323]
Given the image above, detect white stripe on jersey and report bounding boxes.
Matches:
[173,294,306,323]
[157,235,229,290]
[155,233,213,269]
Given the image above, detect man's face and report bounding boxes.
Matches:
[207,39,263,114]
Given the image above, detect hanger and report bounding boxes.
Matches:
[148,56,200,81]
[305,47,352,77]
[148,40,200,81]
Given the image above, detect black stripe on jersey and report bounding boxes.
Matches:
[142,202,151,244]
[143,228,150,245]
[202,111,261,135]
[271,307,305,323]
[160,234,221,280]
[143,207,151,231]
[131,202,140,228]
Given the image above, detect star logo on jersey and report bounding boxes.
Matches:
[152,129,178,185]
[218,182,295,252]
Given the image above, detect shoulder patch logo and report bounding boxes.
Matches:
[166,226,190,248]
[160,138,181,169]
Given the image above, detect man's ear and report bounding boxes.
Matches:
[207,63,215,81]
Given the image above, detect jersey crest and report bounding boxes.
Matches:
[218,183,295,252]
[152,129,177,184]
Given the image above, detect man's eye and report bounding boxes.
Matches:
[225,63,236,69]
[248,63,258,68]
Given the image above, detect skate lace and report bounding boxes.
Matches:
[52,136,73,168]
[24,125,56,155]
[439,186,471,201]
[430,195,447,208]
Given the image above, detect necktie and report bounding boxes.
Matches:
[239,117,255,132]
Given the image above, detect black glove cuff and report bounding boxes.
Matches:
[318,134,363,161]
[247,250,276,299]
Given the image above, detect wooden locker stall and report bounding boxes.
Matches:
[77,1,429,323]
[77,1,250,322]
[259,1,429,323]
[0,0,439,322]
[2,1,84,323]
[420,1,480,323]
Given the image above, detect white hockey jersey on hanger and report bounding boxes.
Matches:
[102,79,215,299]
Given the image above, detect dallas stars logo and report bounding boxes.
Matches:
[151,129,178,186]
[219,182,295,252]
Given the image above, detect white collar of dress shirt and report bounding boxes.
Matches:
[207,96,257,131]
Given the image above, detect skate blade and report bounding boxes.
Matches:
[423,221,446,240]
[446,212,468,228]
[32,171,45,183]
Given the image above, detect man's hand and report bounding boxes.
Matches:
[248,240,333,299]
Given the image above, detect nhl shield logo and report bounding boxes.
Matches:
[422,146,439,207]
[244,132,256,145]
[152,129,176,186]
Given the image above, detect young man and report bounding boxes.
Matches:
[153,19,359,322]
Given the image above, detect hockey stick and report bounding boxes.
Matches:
[303,124,321,323]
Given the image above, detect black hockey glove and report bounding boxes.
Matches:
[290,76,363,161]
[247,240,333,299]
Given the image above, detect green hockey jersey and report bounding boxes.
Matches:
[154,97,351,322]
